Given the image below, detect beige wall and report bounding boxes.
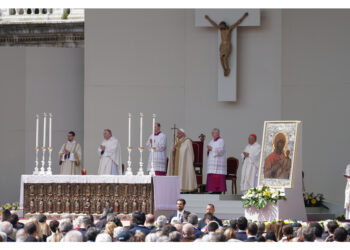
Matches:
[84,9,282,191]
[0,48,26,204]
[24,48,84,175]
[0,47,84,203]
[2,9,348,210]
[282,9,350,205]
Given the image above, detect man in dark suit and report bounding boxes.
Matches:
[169,199,188,223]
[24,222,38,241]
[236,216,248,241]
[198,204,223,229]
[129,211,151,236]
[187,214,203,238]
[10,214,24,230]
[95,207,112,229]
[145,214,156,231]
[245,223,258,242]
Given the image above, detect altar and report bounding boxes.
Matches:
[20,175,180,217]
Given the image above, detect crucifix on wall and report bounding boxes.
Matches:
[195,9,261,102]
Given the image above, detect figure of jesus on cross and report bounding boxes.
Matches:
[205,12,249,77]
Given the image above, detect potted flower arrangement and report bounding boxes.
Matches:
[242,185,286,209]
[303,192,326,207]
[243,186,286,221]
[0,202,19,215]
[303,192,328,214]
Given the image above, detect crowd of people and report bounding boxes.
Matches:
[0,199,349,243]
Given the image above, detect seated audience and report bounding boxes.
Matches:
[333,227,348,242]
[129,211,150,235]
[236,216,248,241]
[245,223,258,242]
[198,204,223,229]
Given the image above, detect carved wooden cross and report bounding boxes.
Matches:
[195,9,260,102]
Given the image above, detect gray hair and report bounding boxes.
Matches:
[75,215,85,226]
[16,229,26,242]
[170,217,181,225]
[213,128,220,135]
[0,221,13,235]
[59,220,73,234]
[145,233,158,242]
[156,215,167,228]
[62,230,83,242]
[95,233,112,242]
[106,213,116,222]
[169,231,182,242]
[188,214,198,226]
[182,223,194,236]
[207,232,226,242]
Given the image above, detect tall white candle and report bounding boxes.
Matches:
[35,114,39,148]
[49,113,52,148]
[42,113,47,148]
[128,113,131,147]
[152,114,155,148]
[140,113,143,147]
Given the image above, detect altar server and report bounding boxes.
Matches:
[98,129,122,175]
[240,134,261,192]
[146,122,167,175]
[206,128,227,194]
[167,128,197,193]
[59,131,82,175]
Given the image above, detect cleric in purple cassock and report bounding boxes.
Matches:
[205,128,227,194]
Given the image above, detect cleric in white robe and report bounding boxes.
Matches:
[206,128,227,194]
[240,134,261,192]
[345,164,350,219]
[167,128,197,192]
[59,131,82,175]
[97,129,122,175]
[146,122,167,175]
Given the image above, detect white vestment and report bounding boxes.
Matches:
[98,136,122,175]
[146,132,167,172]
[59,140,82,175]
[207,138,227,175]
[240,142,261,192]
[345,164,350,219]
[167,136,197,192]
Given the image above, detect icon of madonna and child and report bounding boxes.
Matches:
[263,132,292,180]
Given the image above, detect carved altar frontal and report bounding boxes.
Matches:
[21,175,154,216]
[23,183,153,216]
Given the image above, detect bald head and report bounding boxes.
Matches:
[145,214,155,225]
